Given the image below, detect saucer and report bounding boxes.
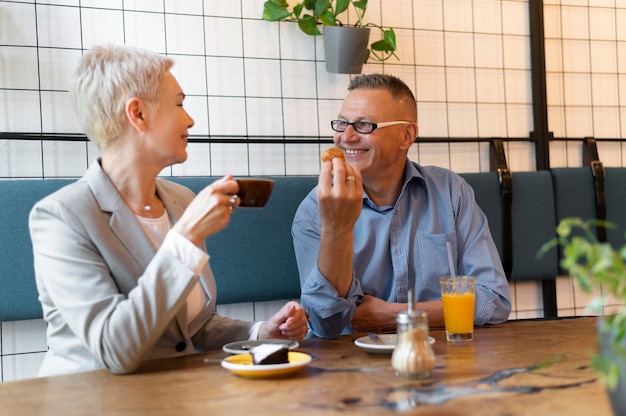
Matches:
[354,334,435,355]
[222,339,299,355]
[221,352,312,378]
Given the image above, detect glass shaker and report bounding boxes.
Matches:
[391,310,436,379]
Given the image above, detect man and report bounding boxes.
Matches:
[292,73,511,339]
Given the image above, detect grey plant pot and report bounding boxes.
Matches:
[598,321,626,416]
[323,25,371,74]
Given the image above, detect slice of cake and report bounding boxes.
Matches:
[251,344,289,365]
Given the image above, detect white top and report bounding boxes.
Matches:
[136,211,208,322]
[136,211,263,339]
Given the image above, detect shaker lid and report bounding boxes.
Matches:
[396,310,428,324]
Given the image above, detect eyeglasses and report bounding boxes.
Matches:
[330,120,410,134]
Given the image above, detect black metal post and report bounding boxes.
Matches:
[529,0,557,318]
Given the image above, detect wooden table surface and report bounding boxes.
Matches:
[0,317,613,415]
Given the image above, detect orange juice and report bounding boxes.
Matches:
[441,292,475,333]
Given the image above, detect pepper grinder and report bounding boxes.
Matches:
[391,289,436,379]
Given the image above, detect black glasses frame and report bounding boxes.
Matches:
[330,120,410,134]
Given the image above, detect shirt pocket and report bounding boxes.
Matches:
[416,232,458,285]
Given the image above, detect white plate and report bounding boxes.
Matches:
[354,334,435,355]
[221,352,312,378]
[222,339,299,355]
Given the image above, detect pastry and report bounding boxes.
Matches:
[321,147,345,162]
[250,344,289,365]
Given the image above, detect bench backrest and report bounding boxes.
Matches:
[552,166,626,253]
[460,171,558,282]
[0,179,74,321]
[0,177,317,321]
[6,168,623,322]
[168,177,317,304]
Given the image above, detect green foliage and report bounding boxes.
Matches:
[262,0,398,63]
[541,217,626,390]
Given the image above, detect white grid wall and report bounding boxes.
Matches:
[1,0,535,178]
[545,0,626,167]
[1,0,622,382]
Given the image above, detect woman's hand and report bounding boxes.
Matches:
[173,175,239,246]
[258,301,309,341]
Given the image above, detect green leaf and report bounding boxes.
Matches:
[370,39,393,52]
[383,28,396,49]
[319,10,336,26]
[585,296,605,314]
[335,0,350,16]
[592,354,620,390]
[314,0,331,18]
[298,15,322,35]
[353,0,368,12]
[293,3,304,18]
[263,1,293,21]
[548,217,626,391]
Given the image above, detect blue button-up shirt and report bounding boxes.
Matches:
[292,160,511,339]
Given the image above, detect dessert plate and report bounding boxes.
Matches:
[222,339,299,355]
[354,334,435,355]
[221,352,312,378]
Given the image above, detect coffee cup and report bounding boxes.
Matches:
[236,179,275,207]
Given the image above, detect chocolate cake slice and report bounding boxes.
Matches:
[251,344,289,365]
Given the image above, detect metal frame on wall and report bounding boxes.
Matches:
[3,0,611,319]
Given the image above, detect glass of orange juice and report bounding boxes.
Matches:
[439,276,476,342]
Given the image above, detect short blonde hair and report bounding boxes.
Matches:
[71,44,174,149]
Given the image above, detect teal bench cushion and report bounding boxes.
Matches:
[461,171,558,281]
[0,176,317,321]
[604,168,626,247]
[0,179,72,321]
[169,176,317,304]
[510,171,558,281]
[552,167,626,248]
[551,167,596,225]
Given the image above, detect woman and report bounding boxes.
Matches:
[29,44,308,377]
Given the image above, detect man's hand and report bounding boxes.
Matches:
[352,295,400,333]
[353,295,446,332]
[316,158,363,297]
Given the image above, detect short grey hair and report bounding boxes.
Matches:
[347,73,417,121]
[71,44,174,149]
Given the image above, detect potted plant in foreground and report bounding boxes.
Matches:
[541,217,626,415]
[262,0,398,74]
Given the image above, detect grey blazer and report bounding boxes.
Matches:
[29,159,253,377]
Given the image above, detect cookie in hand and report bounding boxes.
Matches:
[321,148,345,162]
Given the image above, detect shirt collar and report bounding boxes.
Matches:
[363,159,425,210]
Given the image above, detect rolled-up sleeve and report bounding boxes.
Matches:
[292,191,363,339]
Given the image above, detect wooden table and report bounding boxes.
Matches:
[0,317,613,415]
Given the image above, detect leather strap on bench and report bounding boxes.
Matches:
[490,139,513,279]
[583,137,606,242]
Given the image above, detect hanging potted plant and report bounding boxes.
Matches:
[262,0,398,74]
[541,217,626,415]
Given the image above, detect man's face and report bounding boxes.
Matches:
[333,88,416,181]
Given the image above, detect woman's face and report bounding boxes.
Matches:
[144,71,195,166]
